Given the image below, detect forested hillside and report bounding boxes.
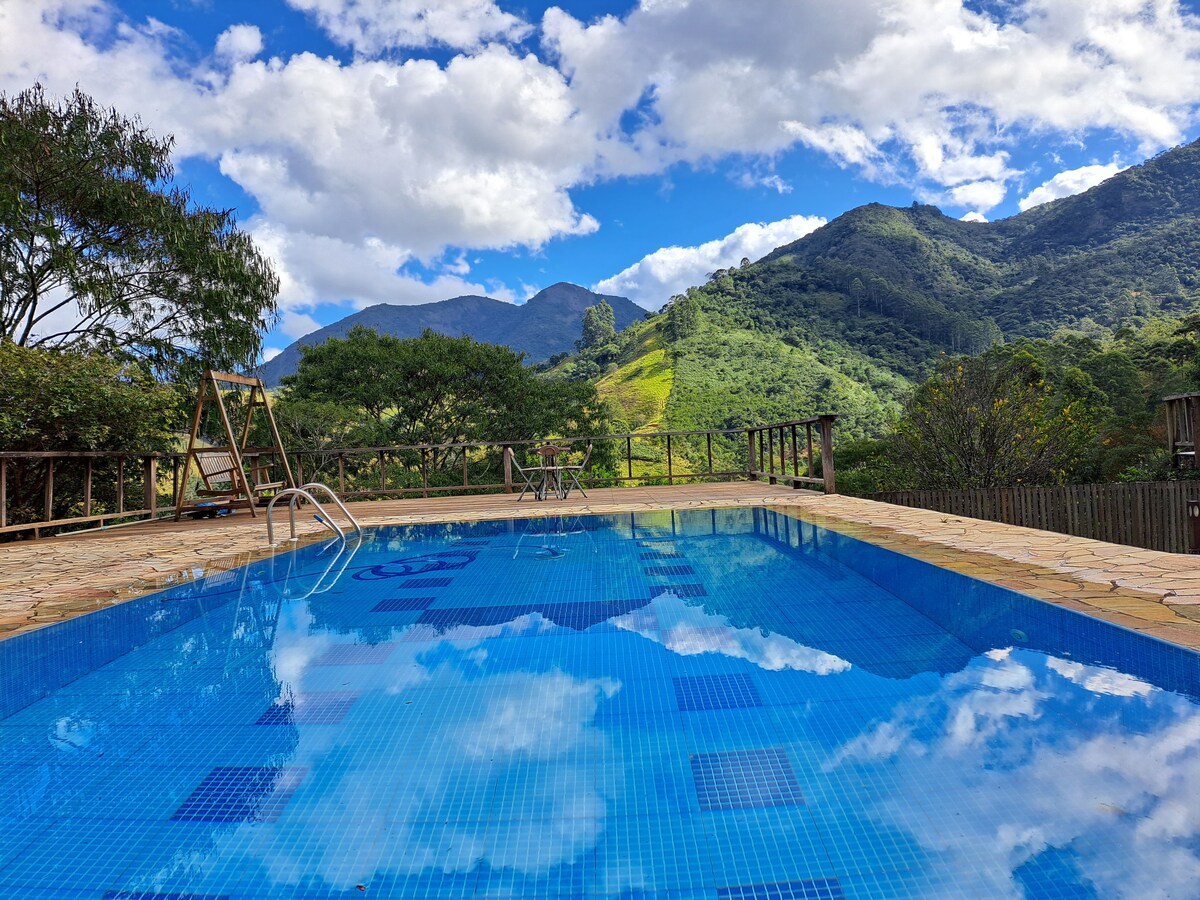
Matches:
[559,139,1200,476]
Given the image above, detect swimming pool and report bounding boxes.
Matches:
[2,507,1199,898]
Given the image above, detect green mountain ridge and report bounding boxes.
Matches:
[578,139,1200,457]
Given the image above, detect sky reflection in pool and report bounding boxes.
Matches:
[1,507,1198,899]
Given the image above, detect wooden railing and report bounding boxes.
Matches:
[872,482,1197,554]
[747,415,837,494]
[1,416,837,539]
[0,451,182,538]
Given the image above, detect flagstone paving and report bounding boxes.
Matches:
[3,482,1200,650]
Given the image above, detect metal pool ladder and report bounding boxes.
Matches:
[266,482,362,546]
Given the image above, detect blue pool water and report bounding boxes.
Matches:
[3,507,1200,899]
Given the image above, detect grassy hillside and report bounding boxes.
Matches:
[595,328,673,431]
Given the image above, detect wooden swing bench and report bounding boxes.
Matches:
[174,370,295,520]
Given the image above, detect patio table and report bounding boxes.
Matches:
[533,445,569,500]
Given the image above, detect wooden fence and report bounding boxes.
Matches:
[1,416,836,540]
[871,482,1199,554]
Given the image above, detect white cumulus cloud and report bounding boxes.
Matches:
[285,0,530,53]
[1018,162,1127,211]
[595,214,826,309]
[214,24,263,63]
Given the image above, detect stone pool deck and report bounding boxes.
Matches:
[3,482,1200,649]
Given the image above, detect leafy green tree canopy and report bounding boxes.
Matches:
[0,342,179,452]
[0,84,279,376]
[896,348,1095,489]
[281,326,609,448]
[579,300,616,351]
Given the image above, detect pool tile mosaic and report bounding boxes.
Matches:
[690,747,803,811]
[369,595,438,612]
[674,673,763,711]
[398,576,454,589]
[171,766,306,823]
[716,877,846,900]
[255,692,359,725]
[649,583,708,598]
[310,643,395,666]
[644,565,696,577]
[102,893,231,899]
[4,508,1200,898]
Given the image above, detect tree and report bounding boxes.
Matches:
[578,300,616,351]
[0,342,179,452]
[0,341,182,534]
[665,293,701,341]
[282,327,611,452]
[0,84,279,376]
[896,349,1095,488]
[281,326,406,437]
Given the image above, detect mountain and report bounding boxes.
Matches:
[258,282,645,385]
[570,139,1200,447]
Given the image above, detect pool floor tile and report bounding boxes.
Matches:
[675,674,763,712]
[172,766,307,823]
[690,747,803,811]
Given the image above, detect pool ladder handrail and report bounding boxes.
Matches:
[269,532,363,600]
[266,483,362,546]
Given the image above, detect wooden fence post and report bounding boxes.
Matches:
[44,459,55,521]
[503,447,514,494]
[143,456,158,518]
[747,429,756,480]
[818,415,837,494]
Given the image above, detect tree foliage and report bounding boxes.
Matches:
[0,342,179,452]
[895,349,1096,488]
[280,326,610,450]
[0,84,279,377]
[578,300,616,351]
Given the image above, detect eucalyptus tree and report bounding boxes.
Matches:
[0,84,279,377]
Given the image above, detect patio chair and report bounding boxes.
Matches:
[512,455,544,501]
[560,443,593,499]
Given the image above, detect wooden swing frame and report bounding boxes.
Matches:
[173,370,295,520]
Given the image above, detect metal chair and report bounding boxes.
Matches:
[560,443,592,499]
[512,455,543,501]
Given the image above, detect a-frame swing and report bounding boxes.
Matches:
[173,370,296,520]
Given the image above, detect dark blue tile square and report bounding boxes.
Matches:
[717,878,845,900]
[171,766,305,823]
[371,595,437,612]
[645,565,696,577]
[649,583,708,599]
[675,674,762,711]
[256,692,359,725]
[103,893,231,899]
[401,577,454,589]
[312,643,396,666]
[640,550,684,560]
[691,748,802,811]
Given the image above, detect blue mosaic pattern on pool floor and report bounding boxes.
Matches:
[690,747,803,810]
[370,595,438,612]
[171,766,305,823]
[3,507,1200,898]
[255,692,358,725]
[675,673,763,711]
[717,878,846,900]
[398,576,455,589]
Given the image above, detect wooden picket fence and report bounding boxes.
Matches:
[871,482,1199,554]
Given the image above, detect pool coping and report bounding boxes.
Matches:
[2,482,1200,649]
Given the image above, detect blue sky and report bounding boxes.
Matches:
[4,0,1200,359]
